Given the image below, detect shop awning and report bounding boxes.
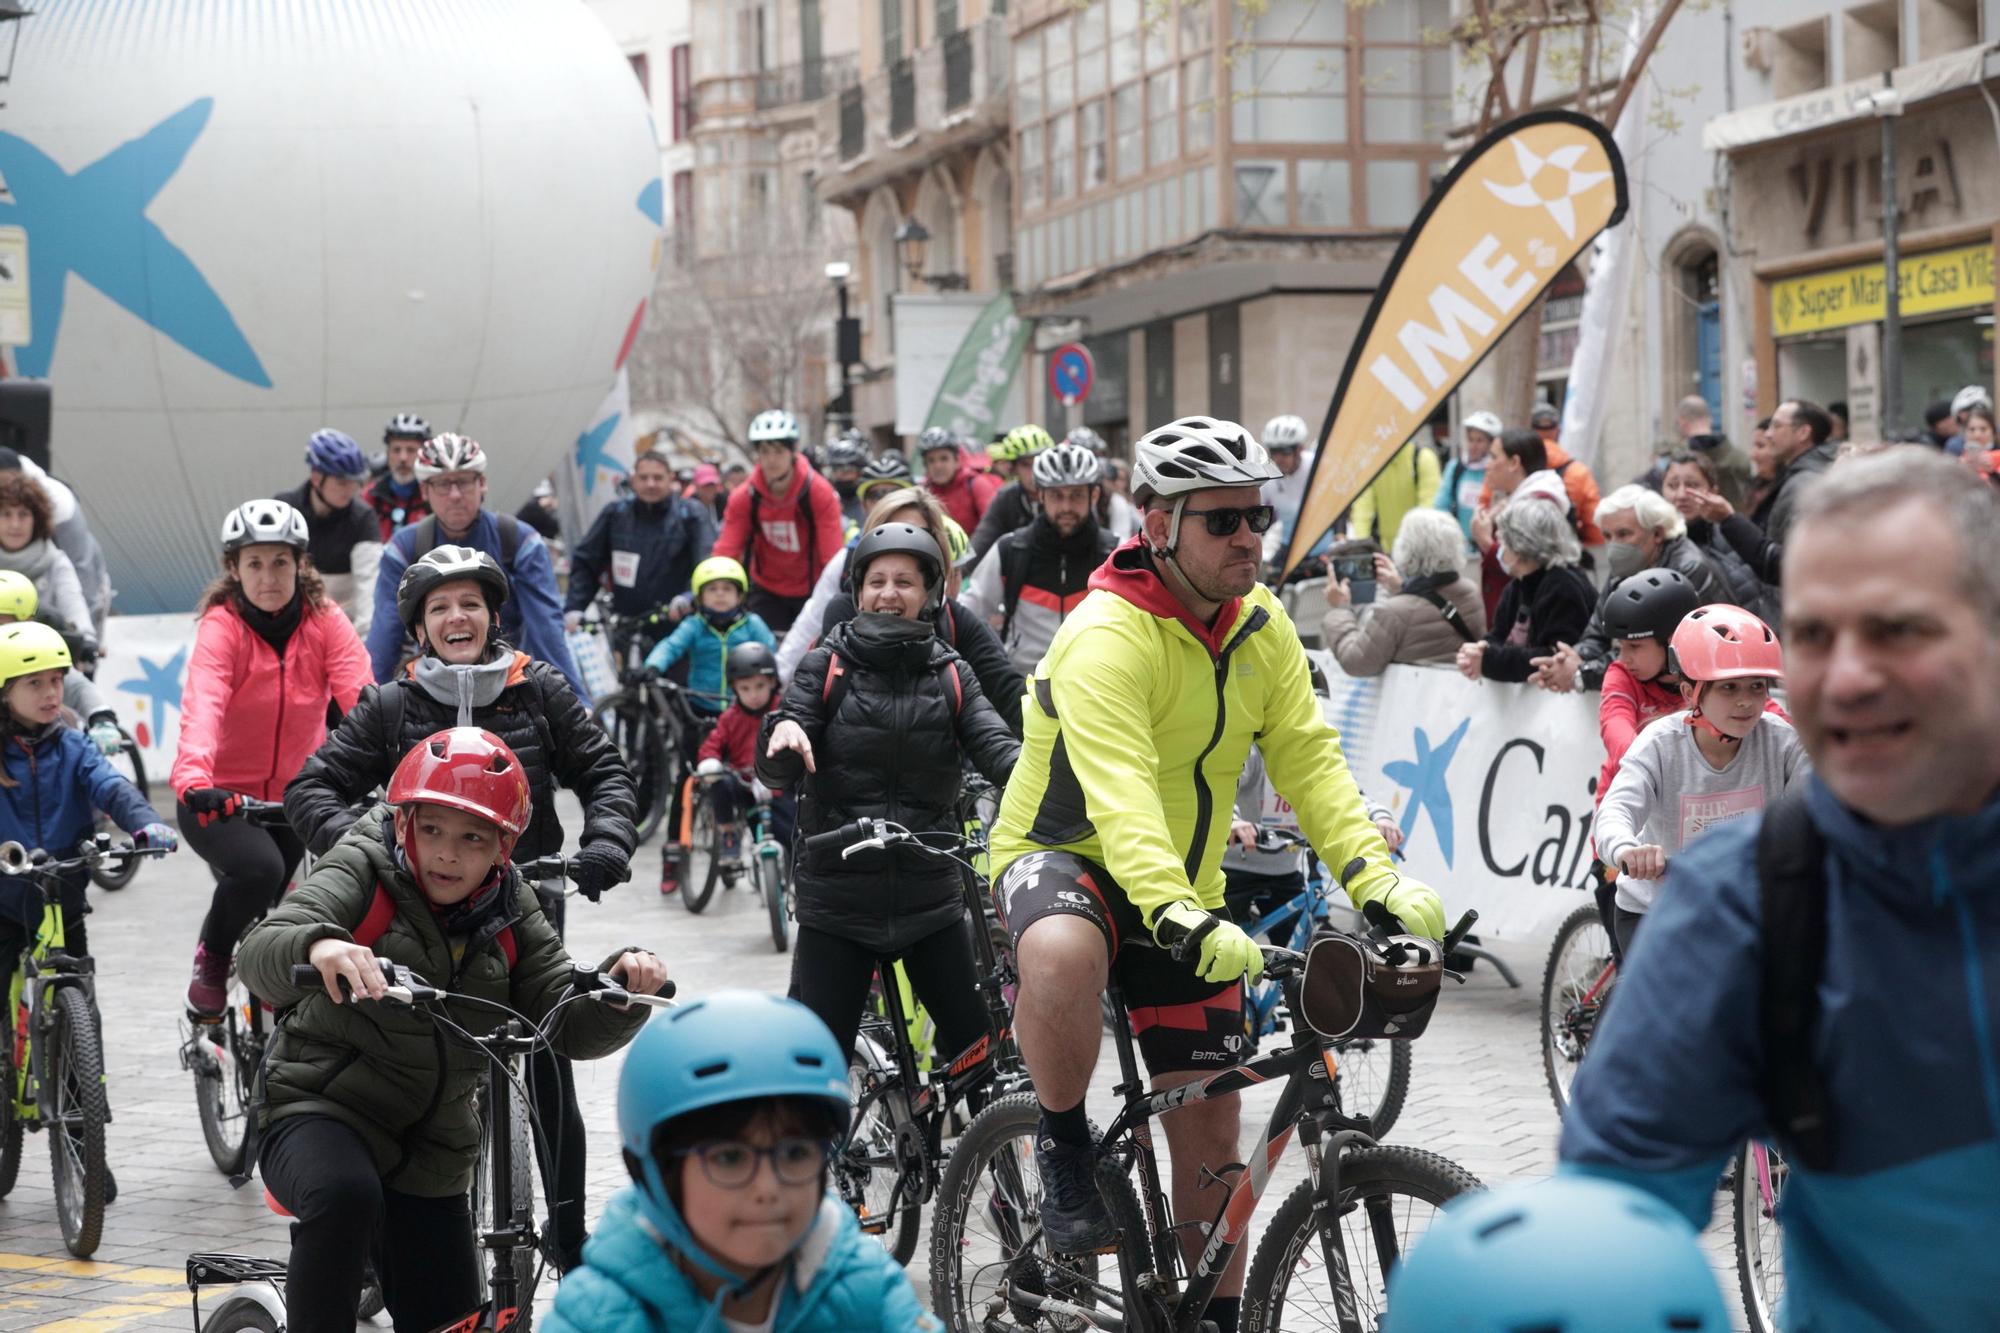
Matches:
[1703,45,1992,153]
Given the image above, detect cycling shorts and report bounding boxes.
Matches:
[993,850,1248,1076]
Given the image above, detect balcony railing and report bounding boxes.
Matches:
[944,29,974,112]
[889,58,916,138]
[839,85,866,161]
[757,54,859,110]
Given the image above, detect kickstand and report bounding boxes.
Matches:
[1456,943,1521,989]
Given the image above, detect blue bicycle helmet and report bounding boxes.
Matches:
[1382,1176,1730,1332]
[618,992,851,1286]
[305,428,369,480]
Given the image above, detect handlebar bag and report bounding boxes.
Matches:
[1299,928,1441,1041]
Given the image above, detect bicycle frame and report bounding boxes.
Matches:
[8,886,93,1124]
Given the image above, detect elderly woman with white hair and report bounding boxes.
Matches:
[1322,509,1487,676]
[1456,495,1595,683]
[1530,483,1729,693]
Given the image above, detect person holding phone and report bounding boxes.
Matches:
[1322,510,1485,676]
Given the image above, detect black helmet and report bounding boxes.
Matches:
[856,451,914,499]
[825,433,870,471]
[847,522,945,611]
[1602,569,1701,642]
[726,641,780,684]
[397,544,511,639]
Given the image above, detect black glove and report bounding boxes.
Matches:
[570,840,632,903]
[180,787,247,828]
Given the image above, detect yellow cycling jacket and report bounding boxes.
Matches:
[990,540,1401,930]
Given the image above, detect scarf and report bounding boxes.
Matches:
[0,538,58,584]
[841,609,936,673]
[408,651,516,724]
[235,588,305,657]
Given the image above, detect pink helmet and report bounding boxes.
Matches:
[1669,605,1782,683]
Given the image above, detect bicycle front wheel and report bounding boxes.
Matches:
[1540,901,1615,1117]
[190,986,254,1176]
[598,690,669,844]
[1330,1037,1412,1141]
[928,1091,1150,1333]
[758,849,790,952]
[471,1083,540,1326]
[1734,1142,1788,1333]
[683,782,723,915]
[1241,1145,1480,1331]
[47,986,110,1256]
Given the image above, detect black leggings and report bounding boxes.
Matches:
[259,1113,481,1333]
[179,804,303,956]
[524,888,589,1270]
[789,919,991,1065]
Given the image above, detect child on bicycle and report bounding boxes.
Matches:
[548,990,939,1333]
[1224,744,1400,942]
[0,621,175,985]
[692,641,795,864]
[0,570,123,757]
[643,555,776,718]
[237,726,670,1333]
[1593,605,1809,957]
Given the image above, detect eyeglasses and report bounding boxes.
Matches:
[664,1137,830,1188]
[426,476,481,495]
[1180,503,1277,537]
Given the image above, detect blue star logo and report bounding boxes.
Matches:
[119,647,188,743]
[1382,719,1471,867]
[636,178,664,227]
[0,98,270,385]
[576,413,626,496]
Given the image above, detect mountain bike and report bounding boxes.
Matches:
[0,834,169,1256]
[1539,898,1617,1117]
[597,670,719,846]
[186,955,674,1332]
[1733,1140,1788,1333]
[89,723,150,891]
[808,818,1027,1267]
[683,768,791,949]
[929,912,1483,1333]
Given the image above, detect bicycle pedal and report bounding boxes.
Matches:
[184,1005,225,1027]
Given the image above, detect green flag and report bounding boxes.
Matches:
[923,293,1031,437]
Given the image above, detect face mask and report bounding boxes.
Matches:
[701,606,740,631]
[1605,541,1649,581]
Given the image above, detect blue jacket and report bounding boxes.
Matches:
[545,1190,938,1333]
[643,611,775,714]
[564,495,717,619]
[1561,775,2000,1332]
[366,510,586,697]
[0,722,162,923]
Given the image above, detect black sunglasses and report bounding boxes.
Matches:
[1180,503,1277,536]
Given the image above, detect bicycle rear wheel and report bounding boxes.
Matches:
[927,1091,1150,1333]
[1330,1037,1412,1141]
[1241,1145,1480,1331]
[471,1083,540,1327]
[190,981,255,1176]
[0,1027,22,1199]
[1540,901,1615,1117]
[48,986,110,1256]
[683,783,724,914]
[90,734,148,891]
[758,848,790,952]
[1734,1142,1788,1333]
[837,1041,920,1266]
[598,690,669,844]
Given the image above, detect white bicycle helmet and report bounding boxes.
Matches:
[1261,414,1311,450]
[414,432,488,481]
[1133,416,1281,505]
[1032,442,1103,490]
[748,409,801,446]
[384,412,430,442]
[220,499,310,554]
[1463,410,1504,438]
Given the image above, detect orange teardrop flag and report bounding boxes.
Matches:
[1281,110,1628,574]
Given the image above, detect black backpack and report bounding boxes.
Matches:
[407,512,524,567]
[1754,791,1836,1172]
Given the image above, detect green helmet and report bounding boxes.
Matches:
[996,424,1055,461]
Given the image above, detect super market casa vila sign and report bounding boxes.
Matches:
[1770,242,1995,338]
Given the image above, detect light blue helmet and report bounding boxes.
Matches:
[1382,1175,1730,1332]
[305,428,369,480]
[617,992,852,1286]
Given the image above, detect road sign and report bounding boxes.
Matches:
[1048,342,1095,406]
[0,227,29,349]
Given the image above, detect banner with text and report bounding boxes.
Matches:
[1768,242,1995,338]
[1282,111,1628,573]
[914,292,1033,439]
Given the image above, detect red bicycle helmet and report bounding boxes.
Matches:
[387,728,533,839]
[1668,605,1782,683]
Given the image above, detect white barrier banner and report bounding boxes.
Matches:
[1339,663,1601,940]
[91,613,204,788]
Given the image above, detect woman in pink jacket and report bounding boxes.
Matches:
[172,499,372,1017]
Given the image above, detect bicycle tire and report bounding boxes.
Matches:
[90,736,149,891]
[598,690,669,844]
[198,1297,283,1333]
[683,783,723,915]
[48,985,110,1257]
[759,848,789,952]
[928,1091,1151,1333]
[839,1044,921,1266]
[1540,901,1615,1118]
[1241,1145,1481,1333]
[471,1084,540,1326]
[0,1032,22,1199]
[1330,1037,1412,1141]
[1733,1142,1788,1333]
[192,980,254,1176]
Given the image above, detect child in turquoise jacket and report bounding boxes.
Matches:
[547,992,937,1333]
[643,556,776,716]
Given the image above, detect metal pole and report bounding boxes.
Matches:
[834,280,854,429]
[1879,74,1903,437]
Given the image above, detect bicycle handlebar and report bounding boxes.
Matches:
[289,956,676,1008]
[238,797,292,830]
[805,818,983,862]
[0,833,170,878]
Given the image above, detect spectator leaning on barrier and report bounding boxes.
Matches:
[1457,494,1593,685]
[1532,485,1729,695]
[1321,509,1485,677]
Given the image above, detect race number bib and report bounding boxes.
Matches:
[611,550,641,588]
[761,520,802,554]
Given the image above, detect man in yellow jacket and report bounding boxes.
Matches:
[988,416,1446,1324]
[1346,435,1442,549]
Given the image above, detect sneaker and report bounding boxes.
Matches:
[659,868,680,896]
[1033,1132,1115,1253]
[186,942,228,1017]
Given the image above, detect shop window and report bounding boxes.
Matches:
[1918,0,1981,59]
[1842,1,1900,81]
[1148,67,1179,166]
[1114,83,1143,178]
[1772,19,1828,99]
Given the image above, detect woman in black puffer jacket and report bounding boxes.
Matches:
[759,522,1018,1062]
[281,544,636,1273]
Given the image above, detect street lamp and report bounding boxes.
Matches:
[826,261,859,430]
[894,216,969,292]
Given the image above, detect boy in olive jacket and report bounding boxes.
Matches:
[238,727,669,1333]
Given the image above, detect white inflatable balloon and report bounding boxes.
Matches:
[0,0,662,611]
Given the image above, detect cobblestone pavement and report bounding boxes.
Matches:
[0,798,1752,1329]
